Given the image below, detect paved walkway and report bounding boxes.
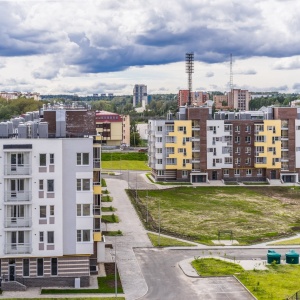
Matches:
[104,178,152,300]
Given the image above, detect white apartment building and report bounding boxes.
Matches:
[0,138,95,289]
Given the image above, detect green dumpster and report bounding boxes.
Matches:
[286,250,299,264]
[267,249,281,264]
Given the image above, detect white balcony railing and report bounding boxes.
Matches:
[4,217,32,228]
[4,164,31,176]
[4,243,32,254]
[4,191,31,202]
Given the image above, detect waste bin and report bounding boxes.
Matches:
[286,250,299,264]
[267,249,281,264]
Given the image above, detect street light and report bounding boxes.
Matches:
[158,197,161,246]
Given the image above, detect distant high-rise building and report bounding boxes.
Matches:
[133,84,147,107]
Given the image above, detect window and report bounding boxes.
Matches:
[223,169,229,175]
[157,148,162,153]
[77,204,90,216]
[39,154,46,166]
[182,171,188,177]
[235,125,240,132]
[39,180,44,190]
[47,231,54,244]
[235,158,241,165]
[255,136,266,142]
[236,147,241,154]
[245,125,251,133]
[50,205,54,216]
[47,180,54,192]
[77,179,90,191]
[77,153,89,165]
[51,258,58,276]
[49,154,54,164]
[257,168,262,175]
[77,230,90,242]
[23,259,30,277]
[234,169,240,176]
[224,157,232,164]
[245,136,251,143]
[157,170,164,176]
[37,258,43,276]
[157,126,162,132]
[234,136,240,143]
[246,169,252,175]
[39,232,44,242]
[156,137,162,142]
[245,158,251,165]
[245,147,251,154]
[157,159,162,164]
[40,206,46,218]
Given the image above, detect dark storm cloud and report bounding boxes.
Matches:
[1,0,300,75]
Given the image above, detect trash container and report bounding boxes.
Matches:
[267,249,281,264]
[286,250,299,264]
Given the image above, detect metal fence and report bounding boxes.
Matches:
[288,291,300,300]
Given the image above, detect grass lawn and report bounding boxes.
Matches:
[147,232,196,247]
[132,186,300,245]
[269,237,300,245]
[192,258,300,299]
[102,206,116,212]
[102,160,150,171]
[102,195,112,202]
[41,264,123,295]
[101,214,119,223]
[192,258,244,276]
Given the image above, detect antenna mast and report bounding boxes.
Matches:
[230,53,233,91]
[185,52,194,106]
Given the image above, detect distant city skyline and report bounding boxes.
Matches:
[1,1,300,95]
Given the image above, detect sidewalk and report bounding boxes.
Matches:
[104,178,152,300]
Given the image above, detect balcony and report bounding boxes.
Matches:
[4,191,31,202]
[4,164,31,176]
[4,217,32,228]
[4,243,32,254]
[93,159,101,169]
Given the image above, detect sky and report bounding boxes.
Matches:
[1,0,300,96]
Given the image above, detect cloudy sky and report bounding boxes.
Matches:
[1,0,300,95]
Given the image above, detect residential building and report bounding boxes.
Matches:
[133,84,147,107]
[0,109,103,290]
[95,110,130,147]
[213,94,230,110]
[228,89,251,111]
[0,92,40,101]
[178,90,209,107]
[148,106,300,183]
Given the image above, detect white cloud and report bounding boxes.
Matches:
[0,0,299,94]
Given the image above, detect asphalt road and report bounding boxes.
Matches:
[103,170,159,190]
[134,247,295,300]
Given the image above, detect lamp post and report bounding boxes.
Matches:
[114,235,118,299]
[158,197,161,246]
[146,190,149,223]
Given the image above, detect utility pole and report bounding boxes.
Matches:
[146,190,149,223]
[158,197,161,246]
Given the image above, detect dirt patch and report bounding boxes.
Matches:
[104,263,122,288]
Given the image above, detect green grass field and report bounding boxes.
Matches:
[269,237,300,245]
[102,160,150,170]
[133,186,300,245]
[147,232,196,247]
[192,258,300,299]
